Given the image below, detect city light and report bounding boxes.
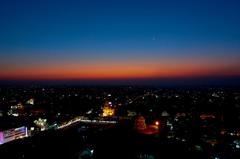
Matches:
[0,132,4,145]
[0,0,240,157]
[0,126,28,145]
[102,101,115,117]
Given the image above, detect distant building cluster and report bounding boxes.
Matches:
[0,86,240,158]
[7,98,35,117]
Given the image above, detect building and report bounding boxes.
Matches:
[102,101,115,117]
[0,126,28,145]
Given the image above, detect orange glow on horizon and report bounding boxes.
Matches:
[1,58,240,80]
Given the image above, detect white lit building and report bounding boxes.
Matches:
[0,126,28,145]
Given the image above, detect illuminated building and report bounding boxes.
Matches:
[134,116,147,131]
[102,101,115,117]
[26,98,34,105]
[134,116,159,135]
[8,103,24,116]
[11,103,24,109]
[34,118,48,131]
[160,111,170,133]
[102,107,114,117]
[0,111,3,117]
[0,132,3,144]
[0,126,28,145]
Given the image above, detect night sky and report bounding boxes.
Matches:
[0,0,240,83]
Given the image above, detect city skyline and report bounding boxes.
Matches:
[0,0,240,82]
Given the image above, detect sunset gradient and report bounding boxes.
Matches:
[1,54,239,80]
[0,0,240,83]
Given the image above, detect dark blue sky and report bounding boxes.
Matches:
[0,0,240,81]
